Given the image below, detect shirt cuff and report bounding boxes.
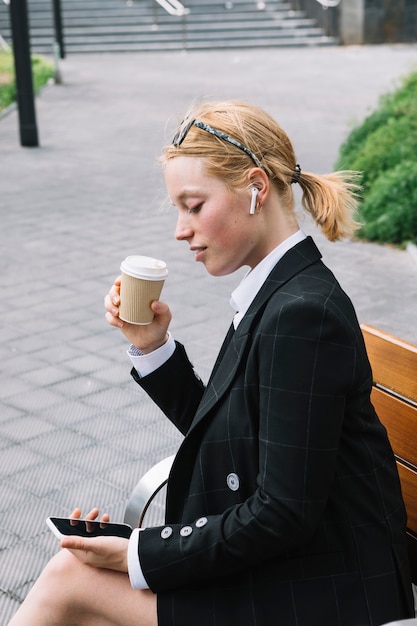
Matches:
[128,332,176,377]
[127,528,149,589]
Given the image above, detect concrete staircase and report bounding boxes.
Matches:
[0,0,338,54]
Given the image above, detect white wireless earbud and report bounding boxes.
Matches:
[249,187,259,215]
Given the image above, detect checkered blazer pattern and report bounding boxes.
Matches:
[133,237,414,626]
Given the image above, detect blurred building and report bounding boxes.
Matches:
[294,0,417,44]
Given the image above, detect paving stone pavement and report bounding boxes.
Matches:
[1,44,417,622]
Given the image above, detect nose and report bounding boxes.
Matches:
[175,212,193,241]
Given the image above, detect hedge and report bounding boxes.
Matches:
[335,70,417,245]
[0,49,54,112]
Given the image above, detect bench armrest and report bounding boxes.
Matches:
[124,455,175,528]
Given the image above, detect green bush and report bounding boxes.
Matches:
[31,53,55,92]
[0,49,15,110]
[0,49,54,112]
[359,161,417,244]
[335,70,417,246]
[336,72,417,171]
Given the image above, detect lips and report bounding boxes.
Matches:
[190,246,207,262]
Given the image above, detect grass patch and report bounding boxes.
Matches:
[0,49,55,112]
[335,70,417,246]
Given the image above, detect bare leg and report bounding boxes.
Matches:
[8,549,157,626]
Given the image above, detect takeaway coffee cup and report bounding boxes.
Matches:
[119,255,168,325]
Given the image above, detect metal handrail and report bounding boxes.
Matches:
[154,0,189,17]
[152,0,190,49]
[315,0,341,7]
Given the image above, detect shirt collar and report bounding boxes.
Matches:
[230,229,306,329]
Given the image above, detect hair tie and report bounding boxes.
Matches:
[291,164,301,185]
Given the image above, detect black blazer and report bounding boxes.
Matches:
[133,237,414,626]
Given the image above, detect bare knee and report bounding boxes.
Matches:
[26,549,92,621]
[11,550,154,626]
[41,548,80,585]
[9,550,87,625]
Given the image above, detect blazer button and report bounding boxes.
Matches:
[195,517,208,528]
[227,472,240,491]
[180,526,193,537]
[161,527,173,539]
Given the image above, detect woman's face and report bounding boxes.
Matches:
[165,157,267,276]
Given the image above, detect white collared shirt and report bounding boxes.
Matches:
[230,229,306,328]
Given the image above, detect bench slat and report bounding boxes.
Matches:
[397,463,417,535]
[361,324,417,403]
[371,387,417,466]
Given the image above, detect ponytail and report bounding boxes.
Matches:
[297,170,362,241]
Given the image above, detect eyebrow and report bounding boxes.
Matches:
[174,188,204,202]
[167,192,199,210]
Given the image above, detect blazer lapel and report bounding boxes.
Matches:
[236,236,322,337]
[189,237,322,432]
[191,329,251,428]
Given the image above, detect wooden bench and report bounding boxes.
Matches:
[361,324,417,587]
[124,324,417,594]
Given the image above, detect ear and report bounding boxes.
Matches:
[247,167,269,206]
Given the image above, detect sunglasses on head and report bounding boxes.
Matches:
[172,119,265,171]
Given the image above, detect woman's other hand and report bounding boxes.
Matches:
[104,276,172,353]
[60,534,129,573]
[60,507,129,573]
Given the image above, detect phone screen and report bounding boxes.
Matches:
[47,517,133,539]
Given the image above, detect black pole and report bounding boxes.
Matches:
[9,0,39,147]
[52,0,65,59]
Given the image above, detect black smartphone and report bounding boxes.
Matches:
[46,517,133,540]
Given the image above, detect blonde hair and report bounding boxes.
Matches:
[162,100,361,241]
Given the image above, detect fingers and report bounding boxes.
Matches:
[69,508,110,522]
[104,276,123,329]
[85,508,100,521]
[150,299,171,320]
[105,310,124,329]
[105,276,121,308]
[104,292,119,315]
[60,536,129,572]
[61,534,89,551]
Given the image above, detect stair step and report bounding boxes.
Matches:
[25,26,327,42]
[0,0,337,53]
[52,37,337,53]
[21,0,292,8]
[17,19,320,36]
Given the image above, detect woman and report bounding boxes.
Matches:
[9,100,414,626]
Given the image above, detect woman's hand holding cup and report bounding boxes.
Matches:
[104,276,172,353]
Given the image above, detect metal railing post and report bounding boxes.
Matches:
[52,0,65,58]
[181,12,187,49]
[314,0,341,37]
[153,0,158,28]
[8,0,39,147]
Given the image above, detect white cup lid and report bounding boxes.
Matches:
[120,255,168,280]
